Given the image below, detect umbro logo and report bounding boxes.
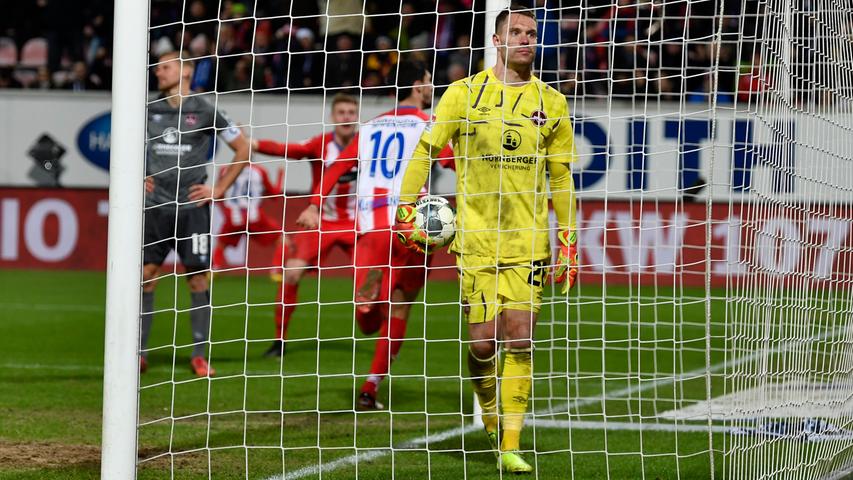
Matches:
[477,106,491,113]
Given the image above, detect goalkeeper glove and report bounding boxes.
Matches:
[394,204,428,253]
[553,230,578,293]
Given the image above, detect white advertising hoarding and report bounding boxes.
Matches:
[0,90,849,203]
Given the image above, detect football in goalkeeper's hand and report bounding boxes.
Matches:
[413,195,456,249]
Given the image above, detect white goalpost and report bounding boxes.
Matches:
[100,0,853,479]
[100,0,148,478]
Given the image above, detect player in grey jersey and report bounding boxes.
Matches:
[141,51,250,377]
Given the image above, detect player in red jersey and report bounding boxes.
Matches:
[298,61,453,409]
[252,93,359,357]
[211,163,285,273]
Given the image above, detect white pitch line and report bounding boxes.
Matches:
[530,419,731,434]
[0,362,104,372]
[264,324,849,480]
[274,424,482,480]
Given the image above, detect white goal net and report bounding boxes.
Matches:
[101,0,853,479]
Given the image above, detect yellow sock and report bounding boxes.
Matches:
[467,347,498,433]
[500,348,532,451]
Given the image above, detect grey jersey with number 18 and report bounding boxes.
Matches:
[145,93,241,208]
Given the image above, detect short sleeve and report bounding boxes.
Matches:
[420,81,466,151]
[545,96,577,164]
[215,108,242,143]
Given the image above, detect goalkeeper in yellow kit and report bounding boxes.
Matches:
[395,4,579,474]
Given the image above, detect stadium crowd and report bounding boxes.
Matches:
[0,0,833,104]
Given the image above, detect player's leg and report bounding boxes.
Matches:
[267,227,319,356]
[185,271,214,376]
[139,205,173,373]
[265,256,307,357]
[461,254,500,444]
[357,287,412,410]
[358,244,425,409]
[353,231,391,335]
[176,205,215,377]
[493,261,546,473]
[497,309,535,449]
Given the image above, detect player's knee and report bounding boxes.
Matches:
[469,340,496,359]
[142,264,158,281]
[186,272,209,292]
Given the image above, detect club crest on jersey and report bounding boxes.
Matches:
[184,113,198,126]
[530,110,547,127]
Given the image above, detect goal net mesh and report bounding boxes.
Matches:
[135,0,853,478]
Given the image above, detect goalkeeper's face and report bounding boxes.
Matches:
[494,13,537,68]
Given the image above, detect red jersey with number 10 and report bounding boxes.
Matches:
[313,106,453,233]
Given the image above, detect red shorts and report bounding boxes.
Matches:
[286,219,356,264]
[354,229,428,301]
[217,210,281,247]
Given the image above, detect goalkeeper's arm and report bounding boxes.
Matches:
[394,140,442,252]
[549,161,579,292]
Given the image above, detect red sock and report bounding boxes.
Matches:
[274,283,298,340]
[362,316,407,395]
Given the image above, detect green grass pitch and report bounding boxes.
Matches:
[0,268,740,479]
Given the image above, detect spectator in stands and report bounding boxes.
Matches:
[325,35,360,90]
[364,35,397,81]
[185,0,216,40]
[322,0,367,51]
[0,67,21,88]
[289,28,324,93]
[559,71,581,97]
[32,66,54,89]
[252,22,275,89]
[447,62,467,83]
[535,0,560,85]
[189,34,214,92]
[65,61,99,91]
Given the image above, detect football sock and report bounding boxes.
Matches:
[140,291,155,358]
[190,291,211,358]
[275,283,298,340]
[362,316,407,395]
[500,348,532,451]
[467,347,498,434]
[270,241,284,280]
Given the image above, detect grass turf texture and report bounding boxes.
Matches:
[0,268,743,479]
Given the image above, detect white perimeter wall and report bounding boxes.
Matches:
[1,90,849,203]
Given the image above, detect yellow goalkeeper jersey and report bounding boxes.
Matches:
[414,68,577,263]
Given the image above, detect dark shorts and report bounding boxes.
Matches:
[143,204,211,270]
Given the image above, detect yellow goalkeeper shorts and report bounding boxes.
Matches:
[457,254,548,324]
